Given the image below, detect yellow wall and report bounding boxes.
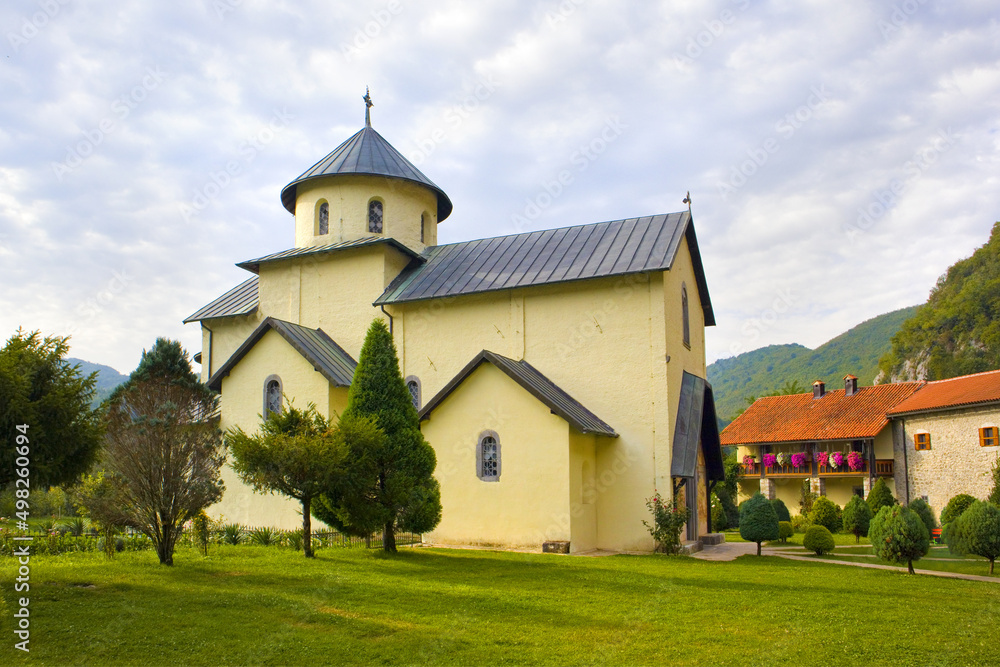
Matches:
[199,315,262,383]
[293,175,438,253]
[209,329,347,529]
[420,363,574,549]
[569,430,599,552]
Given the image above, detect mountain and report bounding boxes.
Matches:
[67,357,129,406]
[878,221,1000,382]
[708,305,919,424]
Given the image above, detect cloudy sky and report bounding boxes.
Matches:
[2,0,998,376]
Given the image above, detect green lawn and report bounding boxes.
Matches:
[2,545,999,666]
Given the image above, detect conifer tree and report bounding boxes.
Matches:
[869,505,930,574]
[866,478,897,516]
[842,495,873,543]
[950,500,1000,575]
[987,458,1000,507]
[314,319,441,553]
[908,498,936,536]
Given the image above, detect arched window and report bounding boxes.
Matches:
[368,199,383,234]
[477,430,501,482]
[263,375,282,419]
[681,283,691,349]
[317,202,329,235]
[405,376,421,410]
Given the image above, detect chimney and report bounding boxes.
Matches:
[813,380,825,400]
[844,374,858,397]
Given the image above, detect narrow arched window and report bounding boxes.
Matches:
[263,375,282,419]
[405,376,421,410]
[318,202,329,235]
[477,430,500,482]
[368,200,383,233]
[681,283,691,349]
[420,213,426,243]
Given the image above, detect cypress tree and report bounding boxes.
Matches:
[869,505,930,574]
[952,501,1000,575]
[842,495,873,543]
[908,498,936,536]
[314,319,441,553]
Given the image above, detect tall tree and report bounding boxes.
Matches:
[0,330,103,487]
[79,339,225,565]
[314,319,442,553]
[227,403,352,557]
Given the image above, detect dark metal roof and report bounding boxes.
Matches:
[207,317,357,391]
[418,350,618,437]
[671,371,725,481]
[236,236,419,274]
[280,125,453,221]
[184,277,259,323]
[375,212,716,326]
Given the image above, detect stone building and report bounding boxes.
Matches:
[886,369,1000,511]
[184,97,724,553]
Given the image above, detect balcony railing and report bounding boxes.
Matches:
[740,459,895,478]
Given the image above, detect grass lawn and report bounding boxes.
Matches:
[3,545,1000,665]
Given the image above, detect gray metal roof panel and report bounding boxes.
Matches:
[280,125,453,221]
[418,350,618,437]
[183,277,259,323]
[207,317,357,391]
[236,236,419,274]
[375,211,715,325]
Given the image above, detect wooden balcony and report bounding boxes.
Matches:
[739,459,895,478]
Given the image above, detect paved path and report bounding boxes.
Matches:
[692,541,999,583]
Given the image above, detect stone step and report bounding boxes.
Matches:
[700,533,726,546]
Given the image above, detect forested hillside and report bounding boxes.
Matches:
[878,221,1000,382]
[66,357,128,406]
[708,306,918,423]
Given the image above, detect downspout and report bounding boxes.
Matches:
[380,305,393,335]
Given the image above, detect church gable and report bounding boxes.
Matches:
[208,317,357,392]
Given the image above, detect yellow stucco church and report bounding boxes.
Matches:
[185,96,724,553]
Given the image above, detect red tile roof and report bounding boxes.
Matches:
[886,369,1000,416]
[720,383,922,446]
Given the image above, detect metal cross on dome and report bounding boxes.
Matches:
[364,87,373,126]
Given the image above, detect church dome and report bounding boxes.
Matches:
[280,124,453,221]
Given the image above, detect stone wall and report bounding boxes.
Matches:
[895,405,1000,517]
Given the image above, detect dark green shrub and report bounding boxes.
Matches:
[285,529,305,551]
[770,498,791,523]
[249,526,280,546]
[988,457,1000,507]
[778,521,793,543]
[866,478,897,516]
[739,493,779,556]
[941,494,976,526]
[711,498,727,531]
[869,505,930,574]
[951,500,1000,574]
[908,498,936,536]
[842,495,873,543]
[643,493,689,554]
[808,496,842,533]
[713,486,740,529]
[803,525,835,555]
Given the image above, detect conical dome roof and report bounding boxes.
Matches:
[280,125,453,221]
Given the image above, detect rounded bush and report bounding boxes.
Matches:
[778,521,794,543]
[803,525,835,555]
[770,498,791,523]
[808,496,842,533]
